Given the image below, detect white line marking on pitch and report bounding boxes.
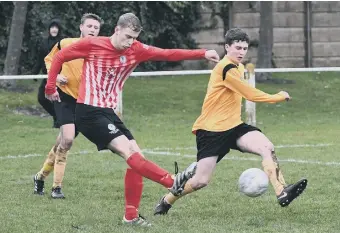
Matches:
[1,143,332,160]
[1,143,339,167]
[143,151,340,166]
[149,143,333,151]
[0,154,42,159]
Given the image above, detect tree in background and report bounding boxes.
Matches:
[0,2,28,89]
[137,1,202,70]
[0,2,14,74]
[0,1,203,81]
[205,1,232,37]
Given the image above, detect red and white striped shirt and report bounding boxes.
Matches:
[46,36,206,109]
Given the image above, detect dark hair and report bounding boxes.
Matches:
[81,13,104,26]
[117,13,143,32]
[225,28,249,45]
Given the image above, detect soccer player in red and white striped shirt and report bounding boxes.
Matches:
[45,12,220,226]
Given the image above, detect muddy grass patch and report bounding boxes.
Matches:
[12,105,49,117]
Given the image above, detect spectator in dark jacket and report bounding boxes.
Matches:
[32,19,63,128]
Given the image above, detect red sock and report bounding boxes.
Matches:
[124,168,143,220]
[126,152,174,188]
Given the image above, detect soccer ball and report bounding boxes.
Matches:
[238,168,269,197]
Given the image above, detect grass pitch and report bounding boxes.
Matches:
[1,72,340,232]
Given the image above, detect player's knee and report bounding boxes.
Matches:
[256,145,272,159]
[116,144,139,159]
[265,141,275,152]
[256,139,273,154]
[61,137,74,150]
[107,136,138,159]
[192,176,211,189]
[56,135,62,145]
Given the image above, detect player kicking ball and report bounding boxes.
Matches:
[154,28,307,216]
[44,13,220,226]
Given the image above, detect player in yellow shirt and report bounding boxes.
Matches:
[33,13,103,198]
[155,28,307,215]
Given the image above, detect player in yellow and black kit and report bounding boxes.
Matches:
[33,13,103,198]
[155,28,307,215]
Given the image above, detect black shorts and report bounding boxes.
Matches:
[54,89,79,136]
[54,89,77,126]
[75,103,134,151]
[196,123,261,163]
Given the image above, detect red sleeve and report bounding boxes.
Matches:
[135,42,206,62]
[45,38,92,95]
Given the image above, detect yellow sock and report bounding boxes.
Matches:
[262,158,286,195]
[165,182,195,205]
[271,151,286,185]
[275,161,286,186]
[52,146,69,188]
[37,145,57,180]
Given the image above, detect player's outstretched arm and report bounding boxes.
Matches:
[204,50,220,63]
[224,67,289,103]
[136,42,220,63]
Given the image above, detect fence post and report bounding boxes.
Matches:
[244,63,256,126]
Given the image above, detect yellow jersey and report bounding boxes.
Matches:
[44,38,83,99]
[192,56,286,133]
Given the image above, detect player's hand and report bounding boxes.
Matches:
[45,91,61,102]
[278,91,291,101]
[57,74,68,86]
[205,50,220,63]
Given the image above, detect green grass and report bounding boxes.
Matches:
[1,72,340,232]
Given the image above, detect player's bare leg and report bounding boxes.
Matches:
[34,133,61,195]
[51,123,76,199]
[154,156,217,215]
[107,135,196,195]
[236,131,307,207]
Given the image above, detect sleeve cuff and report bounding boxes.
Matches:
[200,49,207,57]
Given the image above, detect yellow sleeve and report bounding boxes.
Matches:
[223,68,286,103]
[44,41,61,73]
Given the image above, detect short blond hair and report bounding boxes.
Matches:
[117,13,142,32]
[81,13,104,26]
